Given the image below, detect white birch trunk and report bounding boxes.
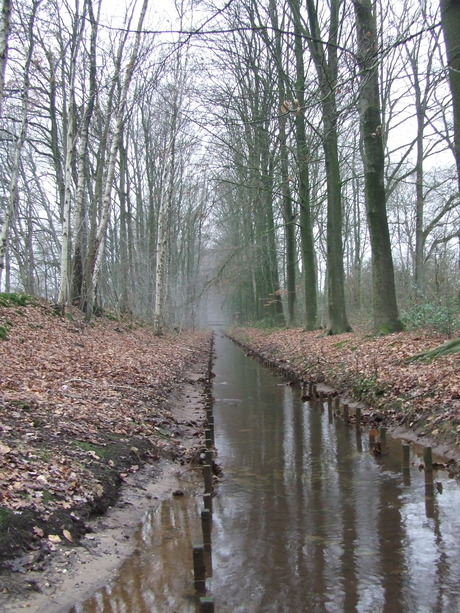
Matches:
[153,183,168,334]
[0,1,37,288]
[57,93,76,309]
[0,0,11,118]
[71,0,99,307]
[85,0,149,321]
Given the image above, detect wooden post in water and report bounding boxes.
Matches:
[402,442,411,485]
[333,396,340,416]
[205,449,213,465]
[424,446,433,472]
[379,427,387,452]
[200,597,215,612]
[343,403,349,423]
[308,381,313,400]
[203,464,213,494]
[355,407,361,430]
[193,545,206,594]
[402,443,410,467]
[319,392,325,411]
[201,509,212,549]
[301,381,307,399]
[207,416,215,444]
[327,396,333,423]
[203,492,213,513]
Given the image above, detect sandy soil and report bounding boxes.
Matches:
[0,376,209,613]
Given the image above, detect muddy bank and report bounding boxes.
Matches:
[0,368,212,612]
[227,327,460,466]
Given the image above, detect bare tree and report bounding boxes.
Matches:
[353,0,403,333]
[0,0,40,288]
[85,0,149,321]
[0,0,11,117]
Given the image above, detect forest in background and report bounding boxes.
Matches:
[0,0,458,335]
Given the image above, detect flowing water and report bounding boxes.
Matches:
[73,333,460,612]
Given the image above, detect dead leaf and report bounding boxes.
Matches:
[33,526,44,538]
[48,534,61,544]
[62,529,73,542]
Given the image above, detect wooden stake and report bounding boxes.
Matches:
[203,492,213,513]
[379,426,387,451]
[203,464,213,494]
[201,509,212,547]
[355,407,361,430]
[402,443,410,468]
[200,597,215,612]
[193,545,206,594]
[424,446,433,472]
[333,396,340,416]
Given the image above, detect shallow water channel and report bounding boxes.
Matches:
[73,333,460,612]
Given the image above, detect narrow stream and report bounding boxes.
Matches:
[74,333,460,612]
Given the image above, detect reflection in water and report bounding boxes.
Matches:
[210,334,460,612]
[73,334,460,613]
[71,482,203,613]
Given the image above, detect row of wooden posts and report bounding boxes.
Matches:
[302,380,437,477]
[192,343,439,609]
[192,340,216,612]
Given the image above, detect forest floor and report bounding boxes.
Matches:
[0,294,212,611]
[1,295,460,610]
[229,326,460,462]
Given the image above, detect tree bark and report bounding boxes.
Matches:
[353,0,403,334]
[440,0,460,192]
[85,0,149,322]
[304,0,351,334]
[0,0,11,117]
[288,0,318,330]
[0,1,39,288]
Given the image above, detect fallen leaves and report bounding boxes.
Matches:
[231,327,460,444]
[0,300,211,522]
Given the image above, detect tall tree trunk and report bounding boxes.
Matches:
[353,0,403,334]
[268,0,296,325]
[0,1,38,288]
[440,0,460,192]
[304,0,351,334]
[0,0,11,117]
[85,0,149,322]
[71,0,99,307]
[440,0,460,313]
[288,0,318,330]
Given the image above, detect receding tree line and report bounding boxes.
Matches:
[0,0,458,335]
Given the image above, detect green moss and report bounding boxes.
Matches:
[42,489,56,504]
[375,320,405,335]
[333,339,350,349]
[0,293,34,307]
[104,311,119,322]
[73,440,110,458]
[0,507,13,527]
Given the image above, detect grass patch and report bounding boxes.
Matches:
[0,292,34,307]
[0,507,13,528]
[73,440,110,458]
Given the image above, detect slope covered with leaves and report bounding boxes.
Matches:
[0,295,211,565]
[230,326,460,449]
